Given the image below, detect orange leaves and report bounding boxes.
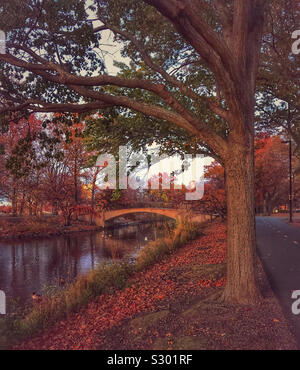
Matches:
[197,279,212,287]
[0,205,12,213]
[254,134,292,211]
[214,278,226,287]
[14,223,227,350]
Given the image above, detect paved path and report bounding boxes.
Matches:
[256,216,300,346]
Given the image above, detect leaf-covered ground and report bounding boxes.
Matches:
[0,215,101,241]
[13,222,297,350]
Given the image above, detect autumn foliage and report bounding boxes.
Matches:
[0,205,12,214]
[254,134,300,214]
[13,222,226,350]
[1,115,298,227]
[0,113,114,225]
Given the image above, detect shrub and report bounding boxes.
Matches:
[0,205,12,214]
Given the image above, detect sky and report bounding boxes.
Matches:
[85,3,213,187]
[86,2,130,76]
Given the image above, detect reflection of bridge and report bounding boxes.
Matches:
[81,207,210,227]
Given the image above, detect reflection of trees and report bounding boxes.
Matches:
[45,235,90,282]
[21,242,26,283]
[11,245,16,284]
[102,238,133,260]
[73,238,79,276]
[46,237,64,280]
[90,234,95,270]
[32,241,41,291]
[47,235,81,282]
[1,220,172,306]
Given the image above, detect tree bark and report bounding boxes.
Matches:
[19,190,25,215]
[222,138,261,304]
[52,202,58,215]
[11,185,17,216]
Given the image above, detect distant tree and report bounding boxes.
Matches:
[255,135,292,215]
[0,114,43,215]
[200,162,226,219]
[256,0,300,153]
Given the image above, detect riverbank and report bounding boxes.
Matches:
[7,221,297,350]
[0,215,102,241]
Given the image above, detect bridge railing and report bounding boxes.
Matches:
[104,202,214,213]
[105,202,187,210]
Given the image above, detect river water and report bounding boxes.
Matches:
[0,221,169,310]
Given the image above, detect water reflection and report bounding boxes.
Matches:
[0,221,169,309]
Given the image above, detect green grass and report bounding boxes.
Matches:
[0,217,204,348]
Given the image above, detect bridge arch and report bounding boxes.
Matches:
[95,208,180,227]
[79,207,210,227]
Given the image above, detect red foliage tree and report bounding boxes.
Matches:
[255,135,290,215]
[198,162,226,219]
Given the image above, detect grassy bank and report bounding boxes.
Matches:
[0,215,102,241]
[8,221,297,350]
[0,216,202,348]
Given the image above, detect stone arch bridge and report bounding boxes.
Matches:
[81,207,210,227]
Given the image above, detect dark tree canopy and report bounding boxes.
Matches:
[0,0,265,160]
[256,0,300,152]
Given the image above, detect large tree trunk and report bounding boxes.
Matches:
[52,202,58,215]
[222,138,261,304]
[11,186,17,216]
[19,190,25,215]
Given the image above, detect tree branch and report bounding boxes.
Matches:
[68,84,228,157]
[0,100,113,114]
[0,48,228,152]
[93,22,202,103]
[143,0,242,122]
